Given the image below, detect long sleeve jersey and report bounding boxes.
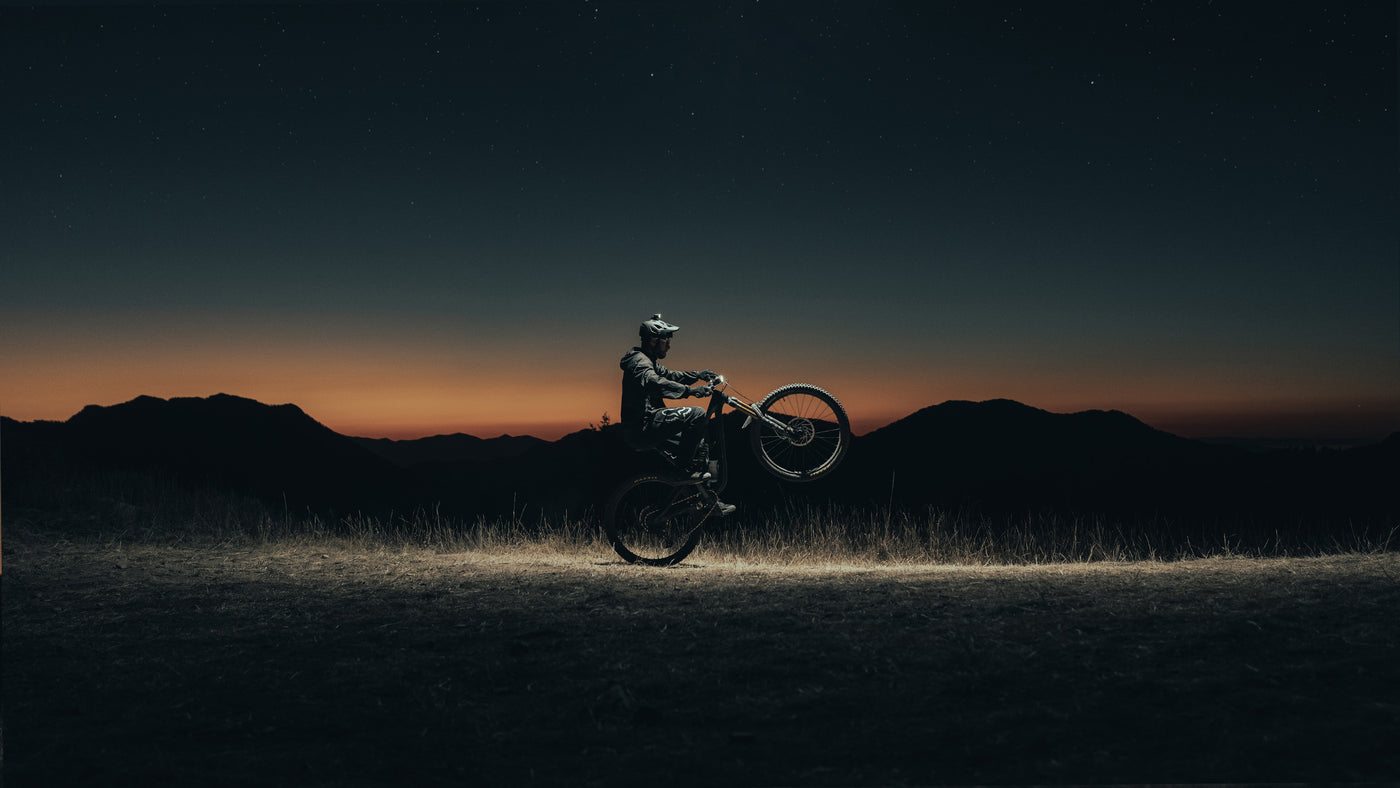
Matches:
[619,348,703,427]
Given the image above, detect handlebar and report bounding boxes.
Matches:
[691,374,731,401]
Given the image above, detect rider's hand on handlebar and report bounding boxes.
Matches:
[698,370,720,382]
[690,384,714,398]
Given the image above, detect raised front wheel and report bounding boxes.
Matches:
[749,384,851,482]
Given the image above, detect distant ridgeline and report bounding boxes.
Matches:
[3,394,1397,525]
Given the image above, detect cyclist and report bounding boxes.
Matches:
[619,314,736,515]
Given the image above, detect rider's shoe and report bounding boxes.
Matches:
[685,470,712,483]
[701,489,736,516]
[697,487,733,517]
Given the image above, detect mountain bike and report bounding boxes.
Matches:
[604,376,851,566]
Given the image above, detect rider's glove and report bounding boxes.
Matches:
[690,384,714,398]
[698,370,719,382]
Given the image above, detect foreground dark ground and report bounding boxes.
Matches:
[5,531,1398,786]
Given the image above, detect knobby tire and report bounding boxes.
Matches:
[749,384,851,481]
[604,473,714,566]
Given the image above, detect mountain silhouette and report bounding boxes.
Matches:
[858,399,1397,518]
[3,394,1396,524]
[353,433,546,467]
[3,393,408,513]
[833,399,1237,513]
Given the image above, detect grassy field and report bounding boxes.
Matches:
[5,488,1399,786]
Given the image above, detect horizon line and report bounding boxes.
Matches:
[9,391,1396,446]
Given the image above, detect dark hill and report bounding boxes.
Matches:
[353,432,545,468]
[861,399,1212,460]
[3,395,1395,524]
[5,394,408,513]
[834,399,1385,518]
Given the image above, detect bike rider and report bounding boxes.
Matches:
[620,314,736,516]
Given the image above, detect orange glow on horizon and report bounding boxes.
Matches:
[3,322,1397,442]
[6,364,1397,443]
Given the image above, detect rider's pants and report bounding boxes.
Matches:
[628,406,706,467]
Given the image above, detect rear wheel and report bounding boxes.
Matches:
[604,473,712,566]
[749,384,851,481]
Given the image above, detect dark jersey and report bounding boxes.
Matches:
[619,348,702,427]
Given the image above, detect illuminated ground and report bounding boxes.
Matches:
[5,536,1398,785]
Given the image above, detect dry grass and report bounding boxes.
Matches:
[5,472,1397,783]
[5,515,1399,786]
[9,467,1394,566]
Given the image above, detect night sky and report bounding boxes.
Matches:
[4,2,1397,442]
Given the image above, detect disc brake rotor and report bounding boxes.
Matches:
[785,417,816,447]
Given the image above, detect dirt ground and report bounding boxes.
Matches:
[4,532,1399,786]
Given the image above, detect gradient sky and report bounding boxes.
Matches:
[4,2,1398,441]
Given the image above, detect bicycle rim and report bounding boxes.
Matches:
[604,474,709,566]
[750,384,851,481]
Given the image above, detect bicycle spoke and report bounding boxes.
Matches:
[750,384,851,482]
[605,476,709,565]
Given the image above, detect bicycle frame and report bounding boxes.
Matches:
[606,375,850,565]
[696,377,794,494]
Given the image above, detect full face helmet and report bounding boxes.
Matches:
[639,313,679,339]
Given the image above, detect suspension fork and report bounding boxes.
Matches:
[722,393,789,433]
